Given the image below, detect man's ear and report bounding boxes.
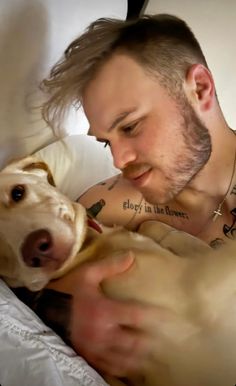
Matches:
[1,156,56,186]
[184,64,215,112]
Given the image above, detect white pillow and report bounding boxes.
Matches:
[35,134,119,200]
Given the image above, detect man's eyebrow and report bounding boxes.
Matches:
[88,108,136,136]
[108,109,137,132]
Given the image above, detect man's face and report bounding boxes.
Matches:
[83,54,211,204]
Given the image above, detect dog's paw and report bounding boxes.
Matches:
[138,220,210,257]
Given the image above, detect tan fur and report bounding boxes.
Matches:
[0,156,235,386]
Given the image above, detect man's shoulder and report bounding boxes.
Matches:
[78,175,162,230]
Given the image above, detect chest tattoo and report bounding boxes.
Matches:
[223,207,236,239]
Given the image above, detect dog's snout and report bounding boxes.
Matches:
[21,229,57,268]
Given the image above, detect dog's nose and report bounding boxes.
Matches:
[21,229,59,269]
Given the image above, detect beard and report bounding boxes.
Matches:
[123,96,212,205]
[171,95,212,194]
[175,96,212,189]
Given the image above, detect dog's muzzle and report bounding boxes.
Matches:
[21,229,70,271]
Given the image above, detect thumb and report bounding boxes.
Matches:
[85,250,135,285]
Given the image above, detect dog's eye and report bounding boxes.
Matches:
[11,185,25,202]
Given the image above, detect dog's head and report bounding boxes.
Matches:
[0,156,87,291]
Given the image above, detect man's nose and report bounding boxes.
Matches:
[111,141,136,170]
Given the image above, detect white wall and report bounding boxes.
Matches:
[145,0,236,128]
[0,0,127,167]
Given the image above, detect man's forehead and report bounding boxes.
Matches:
[88,108,137,136]
[83,54,147,103]
[83,54,162,134]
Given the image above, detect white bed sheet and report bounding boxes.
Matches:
[0,279,108,386]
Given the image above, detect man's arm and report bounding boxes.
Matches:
[78,175,159,230]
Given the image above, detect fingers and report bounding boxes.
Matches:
[71,293,145,338]
[68,252,162,378]
[79,250,135,285]
[92,350,141,377]
[70,289,154,376]
[79,327,149,377]
[112,300,157,330]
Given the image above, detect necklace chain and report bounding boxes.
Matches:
[212,148,236,221]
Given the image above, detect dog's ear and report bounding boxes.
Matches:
[22,160,56,187]
[1,156,56,186]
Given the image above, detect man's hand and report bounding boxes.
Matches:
[69,252,153,377]
[46,230,236,386]
[68,240,236,386]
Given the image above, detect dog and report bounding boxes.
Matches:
[0,156,236,386]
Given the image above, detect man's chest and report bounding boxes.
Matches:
[167,206,236,247]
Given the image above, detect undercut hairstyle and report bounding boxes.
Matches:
[41,14,209,132]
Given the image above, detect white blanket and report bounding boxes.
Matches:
[0,279,108,386]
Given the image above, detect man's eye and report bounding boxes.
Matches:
[95,137,110,148]
[122,123,137,135]
[104,141,110,148]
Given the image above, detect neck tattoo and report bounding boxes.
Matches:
[213,148,236,221]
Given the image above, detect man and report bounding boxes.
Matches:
[41,14,236,379]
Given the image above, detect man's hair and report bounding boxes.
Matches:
[41,14,208,131]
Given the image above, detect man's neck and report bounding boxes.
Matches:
[174,128,236,215]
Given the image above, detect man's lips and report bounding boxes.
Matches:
[123,166,152,187]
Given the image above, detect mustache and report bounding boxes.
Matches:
[122,163,150,179]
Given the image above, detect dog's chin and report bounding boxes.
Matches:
[24,273,50,291]
[5,270,49,291]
